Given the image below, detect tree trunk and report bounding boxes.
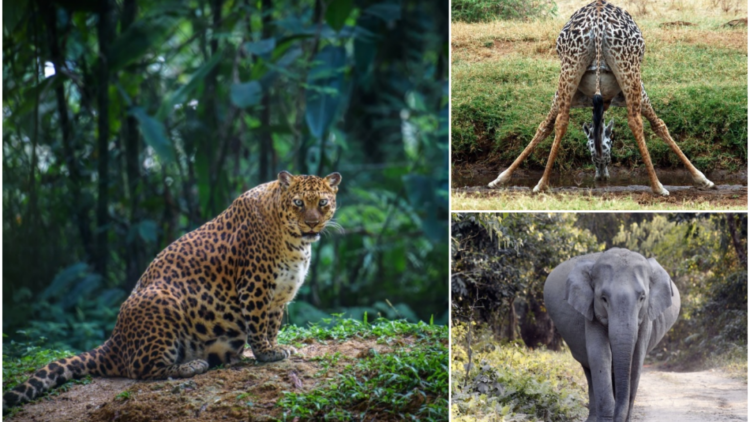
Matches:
[259,0,274,182]
[95,0,114,278]
[726,214,746,264]
[121,0,145,291]
[42,1,95,260]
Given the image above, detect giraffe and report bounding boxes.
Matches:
[487,0,715,195]
[583,118,613,180]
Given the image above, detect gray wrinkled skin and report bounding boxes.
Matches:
[544,248,680,422]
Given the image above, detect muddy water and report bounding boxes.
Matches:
[453,167,747,190]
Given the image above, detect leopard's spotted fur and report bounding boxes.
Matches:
[3,171,341,410]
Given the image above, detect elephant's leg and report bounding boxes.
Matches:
[583,366,597,422]
[625,321,654,422]
[585,319,615,421]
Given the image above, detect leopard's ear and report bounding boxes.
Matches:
[325,172,342,188]
[278,171,294,187]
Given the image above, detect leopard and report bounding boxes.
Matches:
[3,171,342,410]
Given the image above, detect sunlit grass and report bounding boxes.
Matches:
[451,323,588,422]
[451,191,747,211]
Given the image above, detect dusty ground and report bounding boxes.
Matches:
[631,368,748,422]
[6,339,406,422]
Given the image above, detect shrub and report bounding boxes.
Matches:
[452,0,557,23]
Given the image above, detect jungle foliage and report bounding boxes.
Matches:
[3,0,449,354]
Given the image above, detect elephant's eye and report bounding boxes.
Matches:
[601,296,608,305]
[639,294,645,302]
[293,199,304,207]
[319,199,328,207]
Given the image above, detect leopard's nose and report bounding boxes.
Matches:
[305,219,320,227]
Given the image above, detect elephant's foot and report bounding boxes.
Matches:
[532,178,551,193]
[692,171,716,190]
[488,169,512,188]
[651,181,669,196]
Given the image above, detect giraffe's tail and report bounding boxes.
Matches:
[3,340,121,412]
[592,93,604,158]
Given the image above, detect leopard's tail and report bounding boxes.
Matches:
[3,339,121,411]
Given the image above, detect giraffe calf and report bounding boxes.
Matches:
[583,119,613,181]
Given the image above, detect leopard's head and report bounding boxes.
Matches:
[277,171,342,244]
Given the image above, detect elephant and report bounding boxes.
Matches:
[543,248,680,422]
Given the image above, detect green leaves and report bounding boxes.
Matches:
[305,46,347,139]
[325,0,354,31]
[108,18,174,71]
[129,107,175,162]
[156,51,223,120]
[230,81,262,108]
[244,38,276,56]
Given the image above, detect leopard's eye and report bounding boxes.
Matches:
[293,199,304,207]
[319,199,329,207]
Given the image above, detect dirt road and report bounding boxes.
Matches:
[632,368,747,421]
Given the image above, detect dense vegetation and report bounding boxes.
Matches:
[278,316,448,421]
[451,0,557,23]
[451,213,747,419]
[451,4,747,172]
[3,0,449,355]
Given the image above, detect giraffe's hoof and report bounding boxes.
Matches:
[532,180,551,193]
[694,177,716,190]
[488,169,512,188]
[652,182,669,196]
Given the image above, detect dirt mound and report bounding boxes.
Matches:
[7,339,396,422]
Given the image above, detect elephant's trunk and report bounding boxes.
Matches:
[609,313,638,422]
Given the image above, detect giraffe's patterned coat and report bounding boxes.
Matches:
[488,0,715,195]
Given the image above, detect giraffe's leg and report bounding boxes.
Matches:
[612,70,668,196]
[532,58,587,193]
[488,95,558,188]
[640,86,715,189]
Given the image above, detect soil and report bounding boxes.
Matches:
[6,338,406,422]
[631,368,748,422]
[452,165,748,208]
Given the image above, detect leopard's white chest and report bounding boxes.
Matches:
[273,247,311,306]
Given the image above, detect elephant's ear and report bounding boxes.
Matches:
[565,259,596,322]
[647,258,674,321]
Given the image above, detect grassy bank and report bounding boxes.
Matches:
[451,323,588,421]
[451,189,748,210]
[4,317,449,421]
[451,2,748,173]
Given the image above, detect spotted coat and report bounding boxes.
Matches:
[3,171,342,410]
[488,0,715,195]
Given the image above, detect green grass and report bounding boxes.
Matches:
[451,191,747,211]
[2,336,92,417]
[2,336,80,392]
[451,19,747,173]
[278,317,449,421]
[278,314,445,345]
[451,323,587,422]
